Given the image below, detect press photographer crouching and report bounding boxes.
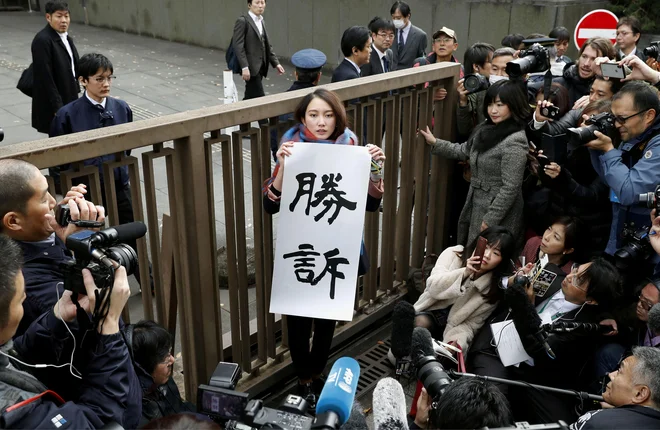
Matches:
[570,347,660,429]
[467,258,622,424]
[0,234,140,428]
[125,320,195,426]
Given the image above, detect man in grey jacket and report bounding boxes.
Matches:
[390,1,427,70]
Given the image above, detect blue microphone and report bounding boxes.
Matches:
[313,357,361,429]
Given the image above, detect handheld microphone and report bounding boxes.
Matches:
[90,221,147,244]
[543,321,614,334]
[372,378,410,430]
[648,304,660,336]
[314,357,360,429]
[391,301,416,377]
[339,401,368,430]
[506,276,556,359]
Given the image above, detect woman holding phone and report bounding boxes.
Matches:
[262,88,385,408]
[420,80,530,247]
[413,226,516,353]
[520,216,579,275]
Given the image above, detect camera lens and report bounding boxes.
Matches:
[644,45,659,60]
[638,192,656,209]
[464,74,488,94]
[416,356,452,400]
[106,244,138,275]
[567,124,597,146]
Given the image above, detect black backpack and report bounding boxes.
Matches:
[17,64,33,97]
[226,16,247,75]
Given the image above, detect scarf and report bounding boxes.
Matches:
[470,118,524,152]
[280,123,358,146]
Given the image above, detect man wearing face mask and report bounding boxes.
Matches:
[489,47,515,85]
[390,1,427,70]
[457,42,495,138]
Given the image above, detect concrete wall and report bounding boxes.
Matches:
[66,0,612,66]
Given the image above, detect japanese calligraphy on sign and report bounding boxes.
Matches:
[270,142,371,321]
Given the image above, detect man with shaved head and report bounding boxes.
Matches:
[0,159,104,337]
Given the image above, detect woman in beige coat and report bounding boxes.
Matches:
[414,226,516,353]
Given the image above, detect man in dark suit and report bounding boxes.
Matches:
[361,17,395,77]
[390,1,427,70]
[331,26,372,83]
[615,16,646,62]
[232,0,285,100]
[30,1,79,134]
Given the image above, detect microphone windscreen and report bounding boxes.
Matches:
[648,303,660,335]
[105,221,148,243]
[391,301,416,359]
[411,326,434,364]
[316,357,360,425]
[373,378,410,430]
[339,401,368,430]
[505,277,541,336]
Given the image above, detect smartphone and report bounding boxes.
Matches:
[600,62,631,79]
[473,236,488,271]
[537,154,550,168]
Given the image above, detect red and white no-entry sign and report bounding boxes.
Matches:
[574,9,618,50]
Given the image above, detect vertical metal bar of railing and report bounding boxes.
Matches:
[395,91,415,281]
[261,122,277,359]
[411,88,432,268]
[363,101,379,303]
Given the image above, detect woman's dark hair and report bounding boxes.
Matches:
[340,26,371,58]
[579,257,621,310]
[45,1,69,14]
[77,53,113,81]
[142,413,221,429]
[501,33,524,50]
[581,99,612,121]
[390,1,411,17]
[294,89,349,141]
[431,378,513,429]
[549,26,570,42]
[545,216,580,265]
[482,80,531,126]
[132,320,173,375]
[536,83,570,118]
[0,235,22,329]
[464,42,495,74]
[463,226,516,304]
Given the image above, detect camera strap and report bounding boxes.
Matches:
[542,69,553,102]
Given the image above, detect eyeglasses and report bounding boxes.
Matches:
[377,32,395,40]
[569,263,588,292]
[613,109,649,125]
[93,75,116,84]
[434,38,455,44]
[638,293,655,311]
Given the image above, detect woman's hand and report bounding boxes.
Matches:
[646,57,660,72]
[276,141,295,166]
[599,319,619,336]
[464,255,482,280]
[418,126,436,146]
[544,162,561,179]
[480,221,488,232]
[620,55,660,83]
[434,87,448,101]
[535,100,555,122]
[457,79,469,107]
[507,263,533,287]
[365,144,385,161]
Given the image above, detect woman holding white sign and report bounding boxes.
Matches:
[263,88,385,408]
[420,80,529,248]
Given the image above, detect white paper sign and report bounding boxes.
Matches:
[490,320,533,367]
[270,142,371,321]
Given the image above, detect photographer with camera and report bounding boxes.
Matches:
[0,159,105,338]
[0,234,141,428]
[456,42,495,138]
[583,81,660,268]
[570,347,660,429]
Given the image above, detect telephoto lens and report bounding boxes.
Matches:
[644,42,660,60]
[463,74,489,94]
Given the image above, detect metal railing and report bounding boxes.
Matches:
[0,62,460,398]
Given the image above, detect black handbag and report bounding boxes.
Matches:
[17,64,33,97]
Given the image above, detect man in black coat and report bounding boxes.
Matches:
[30,1,79,134]
[332,26,372,83]
[232,0,285,100]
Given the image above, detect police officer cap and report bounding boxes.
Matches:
[291,49,326,71]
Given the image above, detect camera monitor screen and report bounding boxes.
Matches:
[197,384,249,421]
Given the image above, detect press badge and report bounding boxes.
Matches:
[609,189,620,203]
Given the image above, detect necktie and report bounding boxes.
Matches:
[399,29,404,48]
[383,56,390,72]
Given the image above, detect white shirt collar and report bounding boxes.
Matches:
[619,46,637,58]
[248,10,263,22]
[85,91,107,109]
[58,31,68,39]
[402,21,411,35]
[373,45,386,60]
[345,58,362,75]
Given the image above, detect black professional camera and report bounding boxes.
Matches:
[644,41,660,60]
[639,185,660,214]
[415,354,453,401]
[61,223,146,294]
[198,362,314,429]
[567,112,616,146]
[506,43,551,78]
[463,73,489,94]
[614,223,655,270]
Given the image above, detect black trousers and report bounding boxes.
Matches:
[244,73,265,100]
[287,315,336,380]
